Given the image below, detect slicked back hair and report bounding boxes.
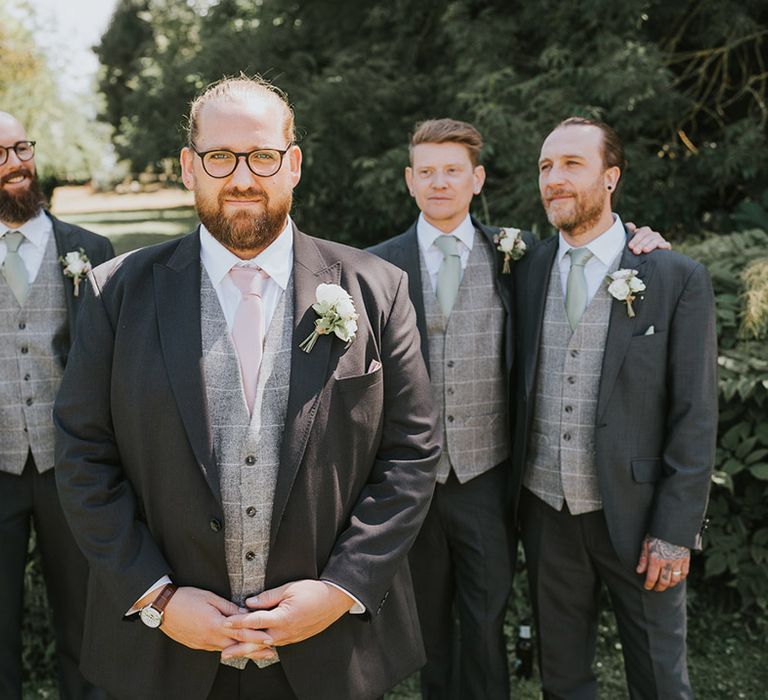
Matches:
[187,74,295,148]
[409,118,484,167]
[554,116,626,202]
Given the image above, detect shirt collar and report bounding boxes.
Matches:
[3,209,51,249]
[199,217,294,290]
[416,212,476,255]
[557,213,626,266]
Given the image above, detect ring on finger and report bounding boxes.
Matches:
[672,570,682,576]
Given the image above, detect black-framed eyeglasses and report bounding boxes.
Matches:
[0,141,36,166]
[191,145,292,178]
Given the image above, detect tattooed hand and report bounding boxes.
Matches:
[635,535,690,592]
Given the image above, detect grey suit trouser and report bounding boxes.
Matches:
[409,463,516,700]
[520,488,692,700]
[0,452,103,700]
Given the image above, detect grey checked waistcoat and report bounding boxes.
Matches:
[523,254,620,514]
[0,234,67,475]
[421,231,508,484]
[201,268,293,669]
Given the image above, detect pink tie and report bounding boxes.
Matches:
[229,266,269,413]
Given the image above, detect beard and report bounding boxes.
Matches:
[0,167,47,224]
[542,177,606,236]
[196,185,292,253]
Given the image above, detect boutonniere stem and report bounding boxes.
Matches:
[300,283,359,353]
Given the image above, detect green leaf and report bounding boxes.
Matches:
[748,463,768,480]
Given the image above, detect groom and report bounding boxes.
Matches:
[511,117,717,698]
[54,76,440,700]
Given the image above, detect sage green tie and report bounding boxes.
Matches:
[2,231,29,306]
[434,234,462,318]
[565,247,594,330]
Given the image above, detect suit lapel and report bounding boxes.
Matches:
[596,235,655,423]
[475,218,513,316]
[271,228,341,545]
[391,224,429,368]
[522,235,559,397]
[153,230,219,501]
[50,214,79,340]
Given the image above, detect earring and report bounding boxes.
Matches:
[607,185,613,191]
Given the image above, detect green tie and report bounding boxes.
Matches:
[2,231,29,306]
[565,247,594,330]
[434,234,462,318]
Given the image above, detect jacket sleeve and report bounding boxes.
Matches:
[650,262,718,547]
[319,270,440,612]
[54,272,171,612]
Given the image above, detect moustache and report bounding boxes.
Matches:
[1,167,33,186]
[219,187,267,202]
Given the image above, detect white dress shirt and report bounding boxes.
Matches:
[557,214,626,304]
[0,210,53,284]
[130,219,364,615]
[199,219,293,332]
[416,212,476,290]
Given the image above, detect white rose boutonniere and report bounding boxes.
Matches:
[606,269,646,317]
[299,283,359,353]
[493,227,526,273]
[59,248,92,297]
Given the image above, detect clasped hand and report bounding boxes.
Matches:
[160,580,355,662]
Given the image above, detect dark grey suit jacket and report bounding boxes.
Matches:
[511,230,718,569]
[54,227,440,700]
[47,211,115,362]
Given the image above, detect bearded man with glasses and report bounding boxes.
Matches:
[0,111,114,700]
[53,76,439,700]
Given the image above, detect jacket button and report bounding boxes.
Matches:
[18,321,26,330]
[245,551,256,561]
[25,398,33,406]
[20,346,28,354]
[563,432,571,441]
[209,518,222,532]
[446,360,455,368]
[564,405,573,414]
[447,415,454,423]
[245,506,256,517]
[570,349,579,357]
[245,455,256,466]
[567,376,576,384]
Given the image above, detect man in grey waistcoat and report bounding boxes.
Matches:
[369,119,665,699]
[53,76,440,700]
[511,117,718,699]
[0,112,114,700]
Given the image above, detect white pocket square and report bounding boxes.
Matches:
[644,325,655,336]
[367,359,382,373]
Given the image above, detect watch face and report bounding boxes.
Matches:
[140,606,163,628]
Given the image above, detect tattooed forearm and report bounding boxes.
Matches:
[646,537,689,561]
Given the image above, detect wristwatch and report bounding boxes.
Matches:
[139,583,178,629]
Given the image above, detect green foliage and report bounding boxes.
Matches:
[0,1,113,183]
[683,229,768,614]
[95,0,767,246]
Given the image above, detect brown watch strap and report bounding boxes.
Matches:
[151,583,178,613]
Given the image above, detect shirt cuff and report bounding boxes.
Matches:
[125,575,172,616]
[322,580,365,614]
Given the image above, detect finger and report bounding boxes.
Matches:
[625,221,637,232]
[224,609,281,630]
[245,585,286,610]
[208,595,242,617]
[643,555,662,590]
[220,642,276,661]
[654,563,673,592]
[636,539,650,574]
[681,557,691,578]
[225,626,274,645]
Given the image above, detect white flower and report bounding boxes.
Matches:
[59,248,92,297]
[606,269,645,317]
[300,283,359,352]
[493,227,526,273]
